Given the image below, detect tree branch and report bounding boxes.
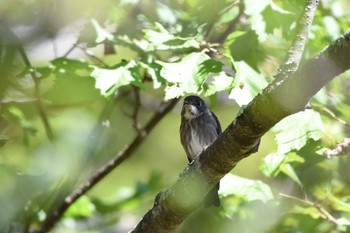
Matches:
[17,36,55,141]
[273,0,319,84]
[32,98,179,233]
[0,25,55,141]
[279,193,340,225]
[130,14,350,233]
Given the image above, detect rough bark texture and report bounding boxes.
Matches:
[130,31,350,233]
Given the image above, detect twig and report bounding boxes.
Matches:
[32,98,179,233]
[18,45,55,141]
[323,138,350,158]
[279,193,339,224]
[62,43,78,57]
[131,86,142,132]
[312,103,350,129]
[76,45,108,67]
[272,0,320,85]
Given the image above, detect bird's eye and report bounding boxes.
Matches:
[196,101,201,107]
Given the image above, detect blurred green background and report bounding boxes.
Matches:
[1,0,350,232]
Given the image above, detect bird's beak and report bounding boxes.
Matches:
[182,101,190,116]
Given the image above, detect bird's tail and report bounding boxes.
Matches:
[203,182,220,207]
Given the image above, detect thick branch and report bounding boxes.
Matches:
[130,32,350,233]
[33,98,179,233]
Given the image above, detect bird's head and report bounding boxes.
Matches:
[181,95,207,119]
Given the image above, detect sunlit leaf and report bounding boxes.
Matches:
[91,60,143,96]
[272,109,325,154]
[205,72,234,96]
[143,22,200,52]
[91,19,114,43]
[157,52,226,99]
[260,152,304,186]
[229,61,268,106]
[220,174,274,203]
[139,56,165,89]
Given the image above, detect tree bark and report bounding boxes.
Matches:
[130,30,350,233]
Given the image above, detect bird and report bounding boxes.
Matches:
[180,95,221,207]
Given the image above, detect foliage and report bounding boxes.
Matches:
[0,0,350,232]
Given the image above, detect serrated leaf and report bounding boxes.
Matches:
[157,52,223,99]
[272,109,325,154]
[229,61,268,106]
[139,56,165,89]
[143,22,200,52]
[91,60,142,96]
[64,195,95,218]
[220,174,274,203]
[244,0,270,41]
[205,72,234,96]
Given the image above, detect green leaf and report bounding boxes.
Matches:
[290,205,323,219]
[157,52,224,99]
[40,58,100,105]
[143,22,200,52]
[260,152,304,179]
[139,56,165,89]
[244,0,270,41]
[272,109,325,154]
[225,30,263,69]
[91,19,114,43]
[205,72,234,96]
[261,2,295,38]
[91,60,143,96]
[220,174,274,203]
[260,153,285,177]
[215,5,240,25]
[280,163,303,187]
[64,195,96,218]
[314,190,350,222]
[229,61,268,106]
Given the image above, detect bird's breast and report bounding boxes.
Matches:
[188,130,204,160]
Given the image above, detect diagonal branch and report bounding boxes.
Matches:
[18,46,55,141]
[32,98,179,233]
[130,12,350,233]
